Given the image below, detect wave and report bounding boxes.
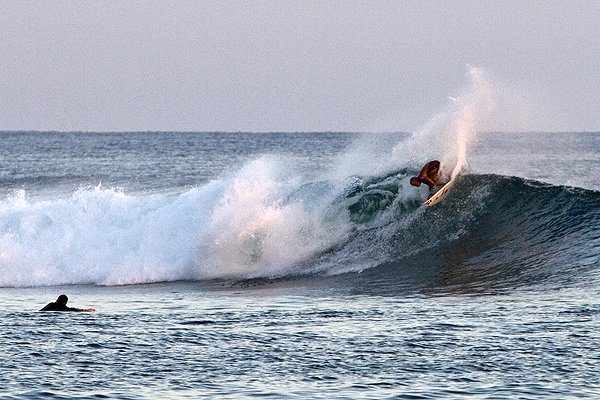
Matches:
[315,173,600,294]
[1,68,597,290]
[0,161,598,290]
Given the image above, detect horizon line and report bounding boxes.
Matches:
[1,129,599,135]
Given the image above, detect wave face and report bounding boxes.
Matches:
[326,173,600,294]
[0,162,598,290]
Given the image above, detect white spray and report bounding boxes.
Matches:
[0,67,497,287]
[193,156,349,280]
[392,66,496,179]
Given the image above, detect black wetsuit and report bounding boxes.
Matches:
[40,302,83,312]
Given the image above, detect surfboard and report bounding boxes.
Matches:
[423,178,455,207]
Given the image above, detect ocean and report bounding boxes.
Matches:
[0,130,598,399]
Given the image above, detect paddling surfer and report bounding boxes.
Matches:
[40,294,95,312]
[409,160,444,191]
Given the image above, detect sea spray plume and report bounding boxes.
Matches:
[211,68,500,278]
[334,67,496,181]
[393,66,496,178]
[445,67,495,178]
[332,132,407,180]
[194,156,349,279]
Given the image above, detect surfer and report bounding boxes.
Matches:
[39,294,96,312]
[410,160,443,190]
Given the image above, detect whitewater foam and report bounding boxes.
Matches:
[193,156,350,280]
[0,156,357,287]
[0,183,223,287]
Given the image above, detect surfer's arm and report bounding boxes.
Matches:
[65,306,96,312]
[421,176,436,189]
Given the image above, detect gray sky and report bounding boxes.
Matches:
[1,1,598,132]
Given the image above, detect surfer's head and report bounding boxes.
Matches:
[56,294,68,305]
[410,177,422,187]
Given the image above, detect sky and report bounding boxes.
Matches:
[0,1,598,132]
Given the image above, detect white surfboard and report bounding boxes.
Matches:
[423,178,455,207]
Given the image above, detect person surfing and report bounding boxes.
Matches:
[409,160,446,192]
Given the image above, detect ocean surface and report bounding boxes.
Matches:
[0,130,598,399]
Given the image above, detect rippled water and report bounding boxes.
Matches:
[1,131,599,398]
[1,283,599,399]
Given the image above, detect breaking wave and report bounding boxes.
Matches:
[0,166,598,290]
[1,66,596,290]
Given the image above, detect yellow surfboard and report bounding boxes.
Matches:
[423,178,455,207]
